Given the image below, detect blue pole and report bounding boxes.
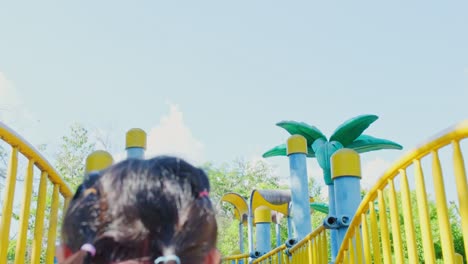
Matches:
[276,222,281,247]
[331,149,362,252]
[126,147,145,159]
[254,206,271,255]
[126,128,146,159]
[286,135,311,240]
[328,183,339,261]
[239,221,244,253]
[248,211,254,255]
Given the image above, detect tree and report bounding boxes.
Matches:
[205,159,326,256]
[55,123,95,190]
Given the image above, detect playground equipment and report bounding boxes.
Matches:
[0,116,467,264]
[0,125,145,264]
[223,117,467,263]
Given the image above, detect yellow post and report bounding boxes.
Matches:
[0,147,18,263]
[414,159,436,263]
[431,150,455,263]
[126,128,147,159]
[31,171,49,264]
[452,140,468,257]
[387,179,403,264]
[400,169,418,263]
[378,190,391,264]
[361,215,372,264]
[14,160,35,264]
[369,202,382,264]
[46,184,60,264]
[85,150,114,173]
[455,253,463,264]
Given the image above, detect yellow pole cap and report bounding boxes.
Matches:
[331,148,361,179]
[254,206,272,224]
[126,128,147,149]
[85,150,114,174]
[286,135,308,155]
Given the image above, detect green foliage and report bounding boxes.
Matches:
[207,159,326,256]
[55,123,95,190]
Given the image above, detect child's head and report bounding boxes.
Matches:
[58,156,219,264]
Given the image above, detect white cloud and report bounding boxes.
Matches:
[0,72,35,131]
[146,104,205,165]
[0,72,22,122]
[361,157,392,190]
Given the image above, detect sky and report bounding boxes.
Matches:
[1,1,468,199]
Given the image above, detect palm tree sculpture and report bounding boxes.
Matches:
[263,114,402,257]
[263,114,402,185]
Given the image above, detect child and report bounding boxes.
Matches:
[56,156,220,264]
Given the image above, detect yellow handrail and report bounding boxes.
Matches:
[335,120,468,263]
[252,244,287,264]
[0,122,72,264]
[288,225,328,264]
[222,253,250,264]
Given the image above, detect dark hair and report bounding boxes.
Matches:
[61,156,217,264]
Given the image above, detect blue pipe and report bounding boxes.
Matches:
[256,222,271,254]
[126,147,145,159]
[287,151,311,239]
[328,183,339,261]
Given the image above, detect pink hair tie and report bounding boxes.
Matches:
[199,190,209,198]
[80,243,96,256]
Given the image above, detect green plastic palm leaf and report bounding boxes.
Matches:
[276,121,326,146]
[330,115,378,146]
[262,144,287,158]
[263,144,316,158]
[347,134,403,153]
[310,202,329,214]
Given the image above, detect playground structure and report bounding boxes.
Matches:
[0,116,467,263]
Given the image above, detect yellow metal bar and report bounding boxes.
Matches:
[14,159,35,264]
[387,178,403,263]
[313,240,319,264]
[31,171,49,264]
[369,202,381,264]
[307,240,313,264]
[414,159,436,263]
[361,215,372,264]
[348,238,355,264]
[400,169,418,263]
[343,250,349,264]
[46,184,60,264]
[453,140,468,257]
[289,225,325,253]
[455,253,463,264]
[431,150,455,263]
[0,122,72,197]
[354,225,363,264]
[0,147,18,263]
[324,231,328,263]
[377,190,391,264]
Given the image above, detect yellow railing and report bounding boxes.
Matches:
[335,121,468,263]
[288,225,329,264]
[252,244,287,264]
[0,122,72,264]
[222,253,250,264]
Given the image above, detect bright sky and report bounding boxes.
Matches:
[1,2,467,198]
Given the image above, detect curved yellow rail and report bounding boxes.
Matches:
[221,253,250,264]
[335,120,468,263]
[252,244,287,264]
[288,225,328,264]
[0,122,72,264]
